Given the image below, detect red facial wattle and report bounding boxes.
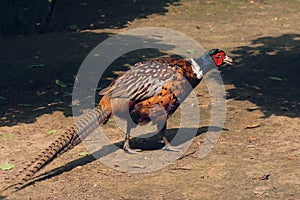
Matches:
[212,52,226,67]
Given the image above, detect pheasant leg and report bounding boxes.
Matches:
[123,134,142,153]
[159,123,183,152]
[123,123,142,153]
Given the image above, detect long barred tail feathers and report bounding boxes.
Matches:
[12,106,110,190]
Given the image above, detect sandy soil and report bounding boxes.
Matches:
[0,0,299,199]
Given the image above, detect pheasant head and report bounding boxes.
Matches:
[208,48,233,67]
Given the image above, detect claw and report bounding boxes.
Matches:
[123,135,142,154]
[162,144,183,152]
[123,147,142,154]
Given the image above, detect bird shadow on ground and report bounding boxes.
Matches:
[224,33,300,118]
[1,0,180,35]
[0,0,180,127]
[13,126,226,190]
[2,33,299,127]
[0,34,175,126]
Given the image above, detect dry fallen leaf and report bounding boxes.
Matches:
[55,79,68,88]
[2,133,14,139]
[171,166,192,170]
[48,130,57,135]
[245,124,261,129]
[259,174,270,180]
[268,76,282,81]
[186,49,197,55]
[0,163,15,170]
[79,151,89,156]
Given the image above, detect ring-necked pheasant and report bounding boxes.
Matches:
[10,49,232,190]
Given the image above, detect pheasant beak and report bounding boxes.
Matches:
[223,55,233,65]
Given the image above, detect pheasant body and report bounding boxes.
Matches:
[10,49,232,190]
[100,58,201,126]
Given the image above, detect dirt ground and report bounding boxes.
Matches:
[0,0,299,199]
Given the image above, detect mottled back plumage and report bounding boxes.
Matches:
[100,58,183,100]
